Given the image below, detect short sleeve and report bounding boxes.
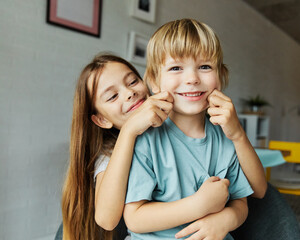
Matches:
[226,156,254,199]
[94,155,110,181]
[125,147,157,204]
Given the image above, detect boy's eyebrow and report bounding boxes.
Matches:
[164,58,182,65]
[99,71,135,97]
[164,57,213,65]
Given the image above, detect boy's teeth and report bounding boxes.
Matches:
[182,93,202,97]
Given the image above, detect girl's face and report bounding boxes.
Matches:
[89,62,149,129]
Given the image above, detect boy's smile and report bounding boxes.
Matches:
[176,91,206,101]
[156,54,220,117]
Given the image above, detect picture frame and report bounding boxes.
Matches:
[47,0,102,38]
[127,31,149,66]
[130,0,157,23]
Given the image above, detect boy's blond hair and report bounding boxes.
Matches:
[144,19,228,90]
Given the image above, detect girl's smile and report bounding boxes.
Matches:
[89,62,149,129]
[127,99,146,113]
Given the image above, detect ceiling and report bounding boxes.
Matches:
[243,0,300,44]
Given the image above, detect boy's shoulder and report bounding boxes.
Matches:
[206,119,234,147]
[135,120,168,144]
[138,119,169,138]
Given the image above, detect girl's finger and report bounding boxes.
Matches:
[175,221,202,239]
[154,100,173,114]
[150,108,169,128]
[151,91,174,103]
[154,108,169,124]
[185,231,205,240]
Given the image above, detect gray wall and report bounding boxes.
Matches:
[0,0,299,239]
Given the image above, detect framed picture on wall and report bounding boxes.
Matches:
[127,31,149,66]
[47,0,102,38]
[130,0,157,23]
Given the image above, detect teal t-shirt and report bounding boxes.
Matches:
[125,117,253,239]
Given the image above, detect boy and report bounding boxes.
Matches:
[124,19,254,240]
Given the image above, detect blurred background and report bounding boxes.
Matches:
[0,0,299,239]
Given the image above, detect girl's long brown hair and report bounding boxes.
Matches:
[62,53,142,240]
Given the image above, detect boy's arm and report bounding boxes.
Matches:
[175,198,248,240]
[207,89,267,198]
[123,177,230,233]
[232,133,267,198]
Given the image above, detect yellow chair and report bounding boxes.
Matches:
[268,141,300,195]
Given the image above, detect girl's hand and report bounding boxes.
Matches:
[175,212,229,240]
[207,89,245,142]
[123,91,173,136]
[195,177,229,215]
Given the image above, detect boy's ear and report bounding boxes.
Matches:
[91,114,113,129]
[149,80,160,94]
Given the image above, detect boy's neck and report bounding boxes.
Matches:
[169,111,206,138]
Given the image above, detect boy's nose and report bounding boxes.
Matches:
[185,71,200,85]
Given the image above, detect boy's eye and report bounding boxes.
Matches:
[107,93,118,101]
[169,66,181,71]
[200,65,212,70]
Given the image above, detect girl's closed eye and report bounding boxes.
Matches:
[107,93,118,102]
[129,78,138,86]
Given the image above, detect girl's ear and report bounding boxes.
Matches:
[91,114,113,129]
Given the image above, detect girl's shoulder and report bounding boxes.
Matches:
[94,155,110,180]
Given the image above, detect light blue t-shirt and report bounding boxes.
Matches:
[125,117,253,240]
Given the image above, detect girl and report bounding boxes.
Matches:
[61,52,267,240]
[61,53,173,240]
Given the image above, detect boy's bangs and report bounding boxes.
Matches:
[161,23,219,64]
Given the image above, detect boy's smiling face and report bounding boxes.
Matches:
[152,54,220,117]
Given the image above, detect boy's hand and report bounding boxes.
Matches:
[123,91,173,136]
[175,211,229,240]
[195,176,229,215]
[207,89,245,142]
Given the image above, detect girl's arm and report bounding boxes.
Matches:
[175,198,248,240]
[94,92,173,230]
[94,127,137,230]
[123,177,230,233]
[207,89,267,198]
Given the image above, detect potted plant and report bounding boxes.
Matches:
[241,94,271,114]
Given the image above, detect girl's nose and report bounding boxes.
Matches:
[185,70,200,85]
[127,90,137,100]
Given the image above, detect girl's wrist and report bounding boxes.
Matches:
[120,122,139,138]
[215,207,234,232]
